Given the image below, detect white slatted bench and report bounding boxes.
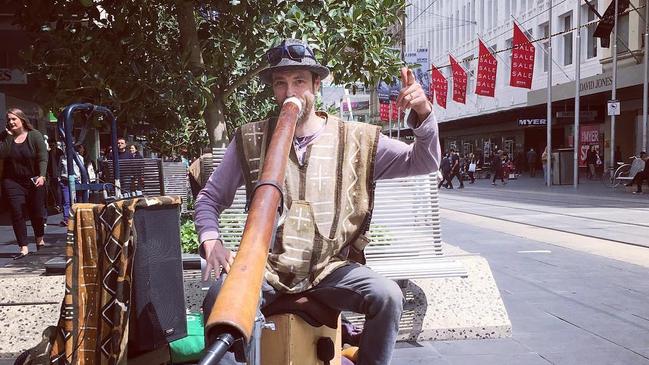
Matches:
[617,158,645,183]
[101,159,188,210]
[210,147,467,281]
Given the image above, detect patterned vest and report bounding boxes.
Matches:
[235,114,380,293]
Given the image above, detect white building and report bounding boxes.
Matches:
[405,0,647,169]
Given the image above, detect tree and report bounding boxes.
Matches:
[13,0,405,150]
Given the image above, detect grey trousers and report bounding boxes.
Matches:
[202,262,404,365]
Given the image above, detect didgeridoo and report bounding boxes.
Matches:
[204,97,303,347]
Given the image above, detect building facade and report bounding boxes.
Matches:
[0,8,50,131]
[405,0,647,170]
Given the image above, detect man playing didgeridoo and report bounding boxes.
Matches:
[194,38,440,365]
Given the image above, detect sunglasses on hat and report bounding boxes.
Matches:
[266,44,316,66]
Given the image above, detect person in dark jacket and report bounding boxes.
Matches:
[438,152,452,189]
[128,144,143,159]
[526,148,537,177]
[491,150,505,185]
[586,145,597,180]
[116,138,131,160]
[0,108,48,259]
[448,148,464,189]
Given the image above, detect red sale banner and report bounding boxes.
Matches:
[390,100,402,120]
[379,102,390,122]
[431,66,448,109]
[475,39,497,97]
[449,55,467,104]
[510,22,535,89]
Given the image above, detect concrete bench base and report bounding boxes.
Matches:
[343,250,511,341]
[0,248,510,359]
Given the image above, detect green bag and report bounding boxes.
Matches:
[169,313,206,364]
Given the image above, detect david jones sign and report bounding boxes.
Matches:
[579,76,612,93]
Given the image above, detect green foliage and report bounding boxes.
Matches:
[13,0,406,148]
[147,114,210,159]
[180,215,199,254]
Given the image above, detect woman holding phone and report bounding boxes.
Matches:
[0,108,48,259]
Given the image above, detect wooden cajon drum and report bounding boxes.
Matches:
[261,313,342,365]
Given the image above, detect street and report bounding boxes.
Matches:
[393,175,649,364]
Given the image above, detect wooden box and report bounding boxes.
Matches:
[261,313,341,365]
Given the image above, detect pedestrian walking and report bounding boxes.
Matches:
[542,146,549,181]
[492,150,505,185]
[47,140,63,213]
[586,145,597,180]
[438,152,452,189]
[526,148,537,177]
[466,153,477,184]
[448,148,464,189]
[0,108,48,259]
[503,152,513,183]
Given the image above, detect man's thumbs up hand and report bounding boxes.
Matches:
[396,67,432,122]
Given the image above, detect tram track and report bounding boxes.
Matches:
[440,194,649,230]
[440,208,649,268]
[440,206,649,249]
[437,186,649,250]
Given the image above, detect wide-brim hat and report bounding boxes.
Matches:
[259,38,330,85]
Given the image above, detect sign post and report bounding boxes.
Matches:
[607,100,620,116]
[546,0,553,187]
[645,0,649,153]
[574,4,581,188]
[610,0,619,170]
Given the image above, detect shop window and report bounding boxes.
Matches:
[504,139,515,157]
[584,3,598,59]
[463,142,474,156]
[539,22,549,72]
[617,12,629,54]
[562,12,573,66]
[487,0,494,30]
[448,140,458,152]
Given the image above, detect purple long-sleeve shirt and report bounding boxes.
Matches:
[194,111,440,247]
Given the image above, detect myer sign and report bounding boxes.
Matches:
[518,118,547,126]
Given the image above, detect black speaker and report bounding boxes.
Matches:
[128,203,187,356]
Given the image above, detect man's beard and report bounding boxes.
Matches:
[297,97,313,125]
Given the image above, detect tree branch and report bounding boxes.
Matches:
[60,86,98,92]
[222,63,267,99]
[175,0,205,73]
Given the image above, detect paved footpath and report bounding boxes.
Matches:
[2,176,649,364]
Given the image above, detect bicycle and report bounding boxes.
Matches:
[601,156,644,188]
